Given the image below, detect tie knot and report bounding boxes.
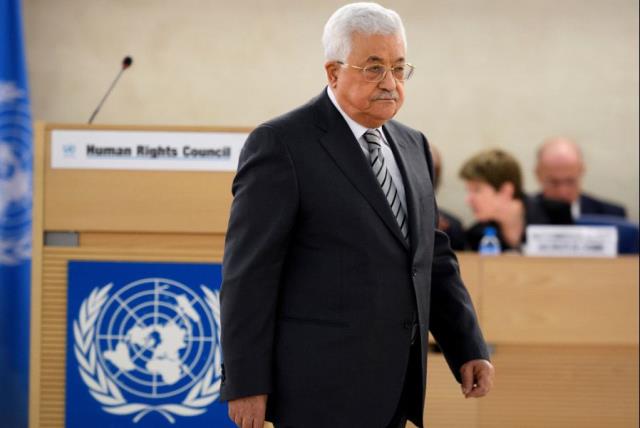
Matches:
[364,129,382,152]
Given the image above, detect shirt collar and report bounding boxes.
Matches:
[571,200,580,219]
[326,87,386,144]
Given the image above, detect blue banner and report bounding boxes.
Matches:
[0,1,33,427]
[66,261,234,428]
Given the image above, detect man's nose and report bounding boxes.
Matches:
[558,188,574,199]
[378,68,397,90]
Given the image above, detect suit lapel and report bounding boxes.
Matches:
[313,92,409,249]
[383,122,433,255]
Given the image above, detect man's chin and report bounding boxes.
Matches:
[371,104,399,120]
[354,104,400,127]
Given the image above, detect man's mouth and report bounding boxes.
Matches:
[372,93,398,101]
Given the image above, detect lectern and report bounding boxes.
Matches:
[29,123,249,427]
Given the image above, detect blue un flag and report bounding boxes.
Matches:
[0,0,33,427]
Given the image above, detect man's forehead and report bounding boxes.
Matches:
[539,148,583,172]
[539,140,582,164]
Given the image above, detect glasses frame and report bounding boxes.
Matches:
[336,61,415,82]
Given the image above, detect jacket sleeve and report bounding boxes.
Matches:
[429,234,490,382]
[423,136,490,382]
[219,124,298,401]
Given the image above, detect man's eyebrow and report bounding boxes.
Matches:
[365,55,406,63]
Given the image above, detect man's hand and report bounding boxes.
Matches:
[228,394,268,428]
[460,359,494,398]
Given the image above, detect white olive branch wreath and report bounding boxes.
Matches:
[73,282,222,423]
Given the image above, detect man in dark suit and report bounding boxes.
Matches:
[220,3,494,427]
[535,137,627,219]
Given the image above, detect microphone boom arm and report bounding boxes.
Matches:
[88,56,132,124]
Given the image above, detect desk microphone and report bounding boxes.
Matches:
[88,56,133,124]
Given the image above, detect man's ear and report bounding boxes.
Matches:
[324,62,340,88]
[535,164,543,182]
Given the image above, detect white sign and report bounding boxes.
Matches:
[524,225,618,257]
[51,129,249,171]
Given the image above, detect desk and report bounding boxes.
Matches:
[421,253,639,428]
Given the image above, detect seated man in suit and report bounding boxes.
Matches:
[535,137,627,219]
[430,145,465,251]
[459,148,572,251]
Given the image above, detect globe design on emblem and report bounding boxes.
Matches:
[95,278,216,399]
[0,81,32,264]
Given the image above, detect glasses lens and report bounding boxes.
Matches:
[402,64,414,81]
[363,65,385,82]
[391,66,406,81]
[360,64,414,82]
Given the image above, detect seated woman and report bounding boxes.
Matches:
[459,149,572,251]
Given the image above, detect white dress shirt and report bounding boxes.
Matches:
[571,200,580,219]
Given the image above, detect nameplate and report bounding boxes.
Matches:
[51,129,248,171]
[524,225,618,257]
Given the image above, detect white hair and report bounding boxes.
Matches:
[322,2,407,62]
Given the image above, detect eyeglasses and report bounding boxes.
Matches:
[337,61,415,82]
[543,177,580,188]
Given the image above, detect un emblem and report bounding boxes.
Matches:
[73,278,222,423]
[0,81,32,264]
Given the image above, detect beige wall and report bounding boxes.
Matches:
[23,0,639,223]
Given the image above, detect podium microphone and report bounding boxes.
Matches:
[88,56,133,124]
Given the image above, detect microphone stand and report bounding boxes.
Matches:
[88,57,132,124]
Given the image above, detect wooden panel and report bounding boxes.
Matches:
[456,252,482,310]
[29,122,46,428]
[32,252,640,428]
[42,123,250,233]
[479,345,639,428]
[80,232,226,251]
[422,352,478,428]
[32,247,223,428]
[482,256,639,345]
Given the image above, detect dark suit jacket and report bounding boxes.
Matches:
[466,195,573,251]
[579,193,626,218]
[533,192,626,218]
[220,90,489,428]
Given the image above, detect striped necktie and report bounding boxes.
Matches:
[363,129,409,241]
